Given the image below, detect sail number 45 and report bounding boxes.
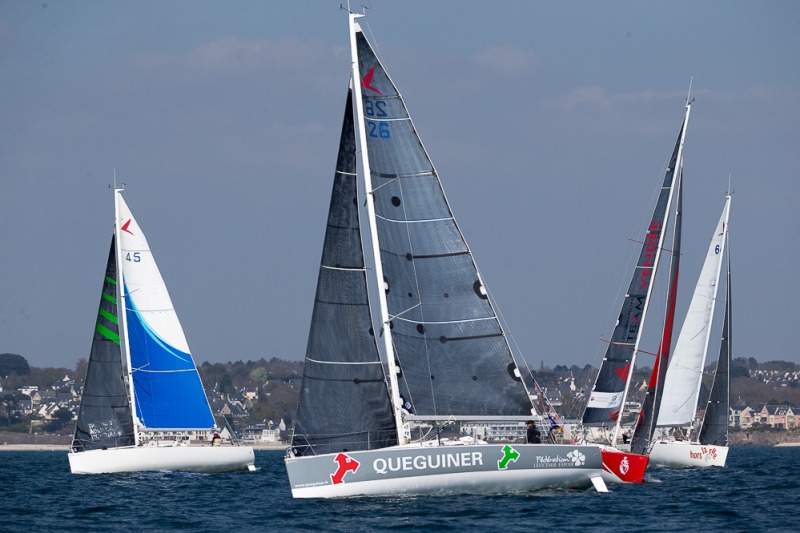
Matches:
[126,252,141,263]
[365,100,390,139]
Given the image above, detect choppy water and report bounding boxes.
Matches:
[0,447,796,532]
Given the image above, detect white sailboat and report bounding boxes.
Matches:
[68,186,255,474]
[648,195,732,467]
[283,12,609,498]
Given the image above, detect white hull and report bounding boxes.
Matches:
[285,443,607,498]
[649,441,728,468]
[68,445,256,474]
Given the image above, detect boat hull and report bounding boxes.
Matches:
[68,445,256,474]
[599,446,649,483]
[649,441,728,467]
[285,443,607,498]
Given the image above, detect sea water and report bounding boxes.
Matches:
[0,447,796,532]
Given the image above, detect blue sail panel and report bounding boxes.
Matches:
[124,288,215,429]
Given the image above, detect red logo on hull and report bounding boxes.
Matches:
[331,453,360,484]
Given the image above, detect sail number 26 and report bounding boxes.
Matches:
[365,100,390,139]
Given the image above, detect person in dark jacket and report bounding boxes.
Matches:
[526,420,541,444]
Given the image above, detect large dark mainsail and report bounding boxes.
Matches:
[71,236,136,452]
[291,90,397,456]
[698,237,731,446]
[631,176,683,454]
[582,106,689,428]
[354,30,532,418]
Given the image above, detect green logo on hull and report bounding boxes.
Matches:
[497,444,520,470]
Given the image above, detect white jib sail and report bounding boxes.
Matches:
[656,195,731,427]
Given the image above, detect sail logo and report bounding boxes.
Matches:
[331,453,360,484]
[497,445,520,470]
[362,67,383,95]
[639,221,662,290]
[121,219,135,235]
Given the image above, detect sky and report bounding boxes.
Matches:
[2,1,799,373]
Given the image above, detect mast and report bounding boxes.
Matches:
[114,186,140,446]
[349,13,407,443]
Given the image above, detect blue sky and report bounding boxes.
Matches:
[2,1,799,372]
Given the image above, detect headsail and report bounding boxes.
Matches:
[72,236,136,451]
[657,195,731,428]
[353,22,532,419]
[583,105,690,431]
[698,230,731,446]
[291,90,398,456]
[116,191,215,430]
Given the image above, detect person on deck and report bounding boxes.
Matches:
[526,420,541,444]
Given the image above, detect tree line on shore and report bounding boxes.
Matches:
[2,352,799,434]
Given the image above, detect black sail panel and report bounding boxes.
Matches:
[698,245,731,446]
[583,116,686,427]
[631,175,683,453]
[291,90,398,456]
[72,236,136,452]
[355,31,532,418]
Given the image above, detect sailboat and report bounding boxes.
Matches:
[68,186,255,474]
[581,101,693,478]
[647,195,732,467]
[284,12,611,498]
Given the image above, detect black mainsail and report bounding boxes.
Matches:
[290,90,398,456]
[630,176,683,454]
[582,105,690,434]
[353,29,532,420]
[71,236,136,452]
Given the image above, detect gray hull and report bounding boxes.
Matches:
[285,443,606,498]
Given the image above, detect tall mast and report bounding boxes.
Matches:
[349,13,407,443]
[114,186,140,446]
[610,102,691,444]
